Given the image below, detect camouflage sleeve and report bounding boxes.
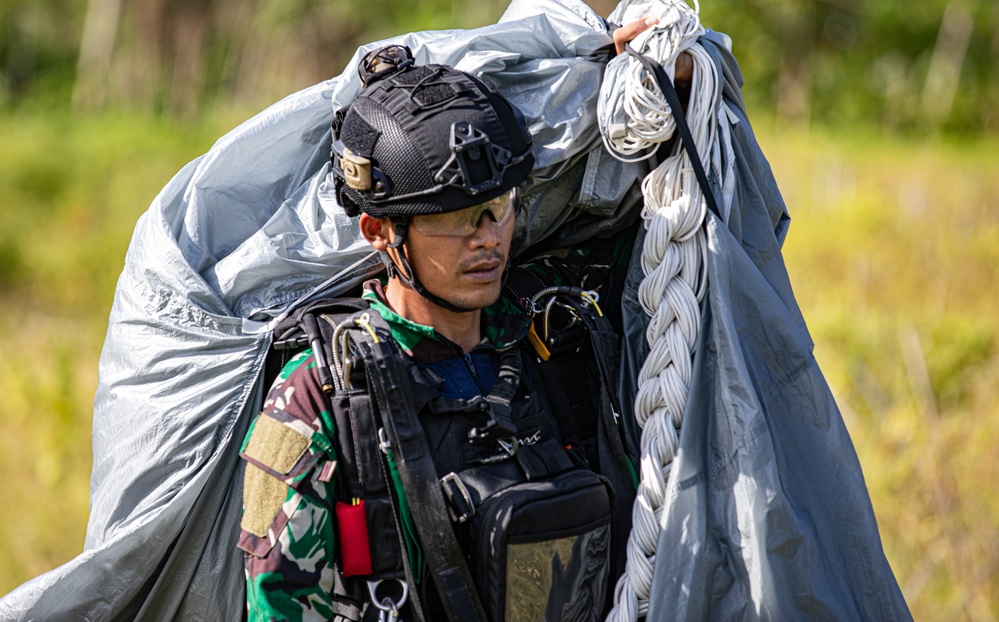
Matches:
[239,350,340,621]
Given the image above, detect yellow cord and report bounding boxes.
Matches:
[354,313,380,342]
[580,290,604,317]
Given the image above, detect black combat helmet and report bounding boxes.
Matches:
[330,45,535,312]
[331,44,535,218]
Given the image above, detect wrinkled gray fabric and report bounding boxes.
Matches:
[0,0,907,620]
[608,24,910,621]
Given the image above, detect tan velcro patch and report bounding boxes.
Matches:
[242,465,289,537]
[243,413,311,475]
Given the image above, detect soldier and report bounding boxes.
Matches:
[238,18,679,622]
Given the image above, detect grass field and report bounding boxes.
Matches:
[0,111,996,618]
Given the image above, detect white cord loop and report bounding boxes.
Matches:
[598,2,733,619]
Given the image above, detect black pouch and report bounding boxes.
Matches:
[450,442,614,622]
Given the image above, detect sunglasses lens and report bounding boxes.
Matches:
[411,191,515,237]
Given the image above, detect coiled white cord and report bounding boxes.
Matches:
[598,1,732,619]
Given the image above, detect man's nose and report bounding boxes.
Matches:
[469,216,502,248]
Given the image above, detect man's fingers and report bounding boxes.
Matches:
[613,16,659,55]
[612,19,692,89]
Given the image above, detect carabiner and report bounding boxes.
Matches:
[542,295,579,343]
[367,579,408,621]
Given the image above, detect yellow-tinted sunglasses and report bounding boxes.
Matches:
[409,190,517,237]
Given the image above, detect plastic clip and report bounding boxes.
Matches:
[440,472,475,523]
[378,428,391,455]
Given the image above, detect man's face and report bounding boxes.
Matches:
[396,191,516,311]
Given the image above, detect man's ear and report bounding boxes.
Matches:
[359,213,391,251]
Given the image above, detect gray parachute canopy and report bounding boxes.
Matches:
[0,0,909,620]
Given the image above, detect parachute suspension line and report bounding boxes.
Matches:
[598,2,731,620]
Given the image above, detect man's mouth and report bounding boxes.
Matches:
[461,255,504,281]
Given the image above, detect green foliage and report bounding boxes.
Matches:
[0,312,96,588]
[2,0,996,134]
[0,112,234,309]
[0,0,82,105]
[699,0,998,134]
[1,0,510,117]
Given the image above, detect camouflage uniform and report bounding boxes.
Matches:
[239,280,531,621]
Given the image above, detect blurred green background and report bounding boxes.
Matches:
[1,0,996,618]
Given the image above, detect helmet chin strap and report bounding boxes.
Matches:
[382,218,478,314]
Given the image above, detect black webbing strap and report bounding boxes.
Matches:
[329,391,409,586]
[625,44,720,218]
[336,379,428,620]
[359,340,488,622]
[328,572,364,622]
[320,312,405,582]
[372,421,428,622]
[572,302,638,586]
[469,348,522,444]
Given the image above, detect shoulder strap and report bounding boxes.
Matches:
[271,297,372,394]
[272,296,371,349]
[358,339,488,622]
[624,44,720,218]
[275,306,423,620]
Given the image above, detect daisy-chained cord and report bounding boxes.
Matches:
[600,2,733,619]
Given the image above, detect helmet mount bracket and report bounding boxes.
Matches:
[434,121,510,196]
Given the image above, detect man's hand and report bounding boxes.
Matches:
[613,17,693,88]
[613,17,658,56]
